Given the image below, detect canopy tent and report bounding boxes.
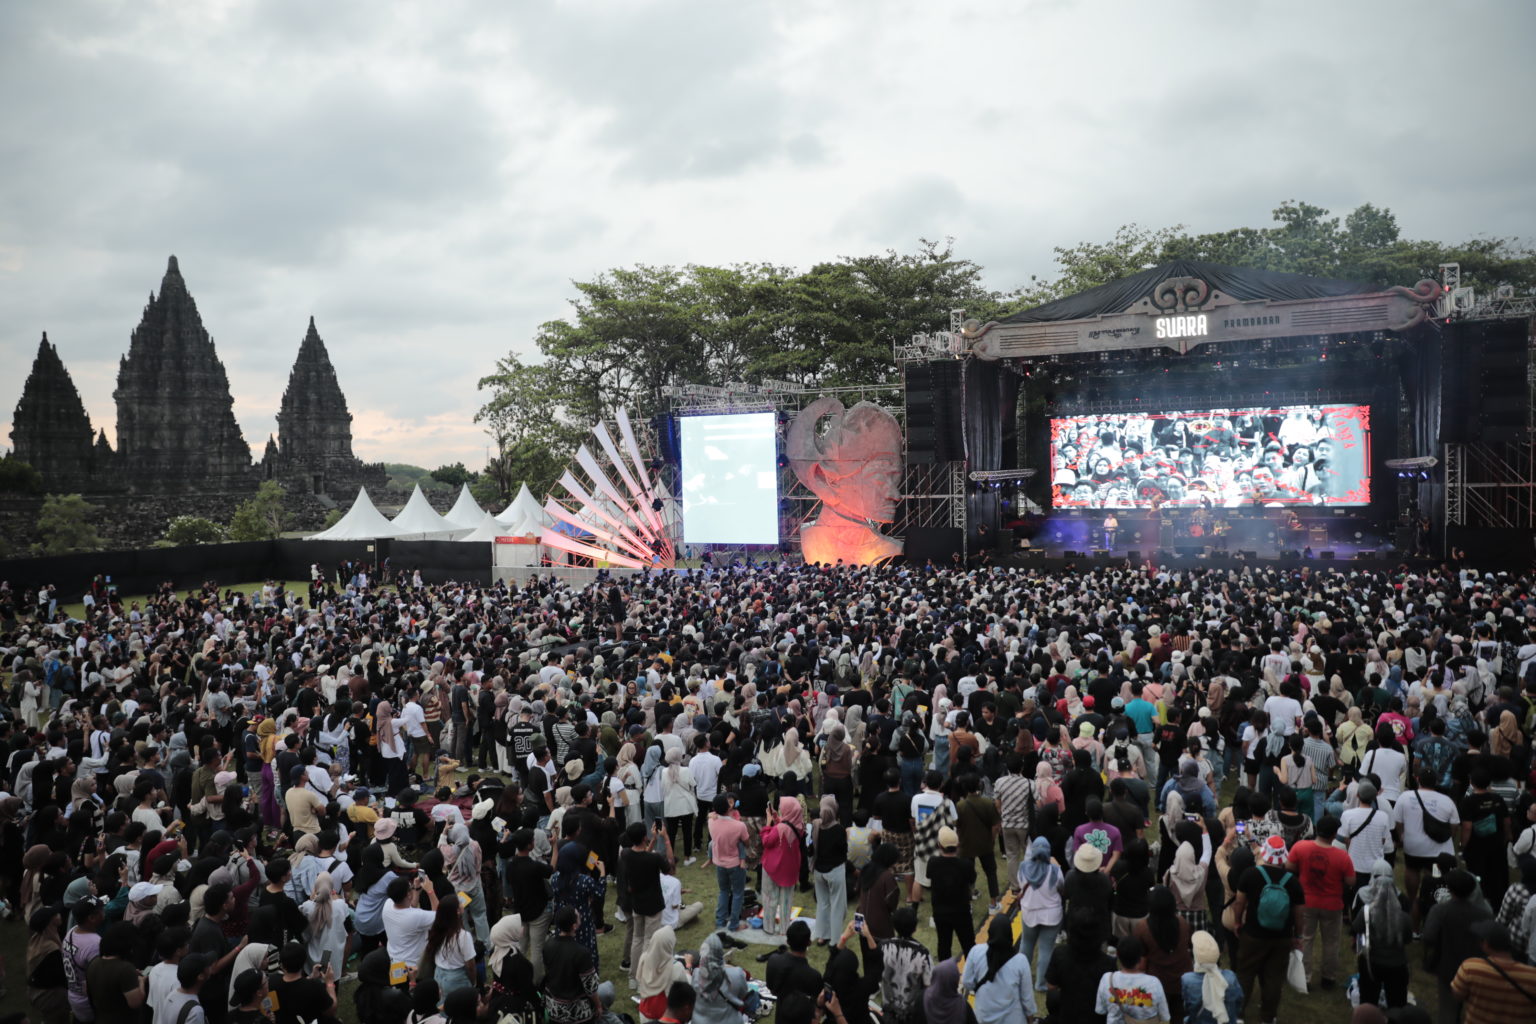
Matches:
[443,484,488,530]
[496,483,549,529]
[389,484,464,540]
[456,510,512,543]
[304,487,400,541]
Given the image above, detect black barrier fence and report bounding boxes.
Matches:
[0,538,494,596]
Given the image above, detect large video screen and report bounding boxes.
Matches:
[680,412,780,544]
[1050,405,1371,508]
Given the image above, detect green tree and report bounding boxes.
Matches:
[468,476,502,509]
[430,462,475,489]
[0,457,44,494]
[319,508,345,530]
[35,493,100,554]
[164,515,226,545]
[227,481,286,541]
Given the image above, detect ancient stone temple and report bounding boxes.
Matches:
[9,333,105,490]
[112,256,255,492]
[261,317,387,497]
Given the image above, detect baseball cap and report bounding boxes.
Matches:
[938,826,959,850]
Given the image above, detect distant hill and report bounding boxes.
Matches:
[384,463,451,492]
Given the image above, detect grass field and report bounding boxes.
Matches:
[1,580,1443,1022]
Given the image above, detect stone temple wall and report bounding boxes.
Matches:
[0,490,334,554]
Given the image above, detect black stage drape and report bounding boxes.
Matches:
[962,359,1020,548]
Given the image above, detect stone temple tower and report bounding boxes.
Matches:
[263,317,387,497]
[9,333,103,489]
[112,256,253,491]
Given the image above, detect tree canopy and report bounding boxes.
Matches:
[478,202,1536,496]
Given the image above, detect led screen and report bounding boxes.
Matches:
[1050,404,1371,508]
[680,412,780,544]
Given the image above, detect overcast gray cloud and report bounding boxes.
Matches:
[3,0,1533,469]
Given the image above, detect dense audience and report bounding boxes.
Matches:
[2,557,1536,1024]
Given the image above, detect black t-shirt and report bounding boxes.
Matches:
[871,790,911,833]
[626,849,668,916]
[765,952,823,999]
[1237,864,1303,938]
[1459,790,1508,847]
[451,683,471,723]
[813,824,848,873]
[525,761,551,808]
[926,855,976,910]
[270,973,331,1024]
[508,855,554,920]
[85,956,142,1018]
[295,687,321,719]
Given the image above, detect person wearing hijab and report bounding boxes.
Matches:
[1133,886,1193,1023]
[923,957,974,1024]
[821,725,856,823]
[256,718,282,826]
[1166,833,1213,934]
[485,913,539,1021]
[1336,707,1371,768]
[1182,930,1243,1024]
[634,924,689,1021]
[811,795,849,945]
[442,818,491,945]
[374,700,408,796]
[639,743,667,827]
[1350,858,1412,1010]
[300,871,349,973]
[857,843,901,941]
[1016,835,1065,992]
[614,743,644,827]
[825,920,884,1024]
[760,796,804,936]
[691,931,752,1024]
[551,837,607,967]
[27,905,69,1024]
[960,915,1038,1024]
[660,746,698,863]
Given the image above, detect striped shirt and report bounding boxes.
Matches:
[1451,955,1536,1023]
[995,773,1033,829]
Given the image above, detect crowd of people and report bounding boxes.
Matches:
[1,556,1536,1024]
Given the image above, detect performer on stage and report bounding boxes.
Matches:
[1102,511,1118,550]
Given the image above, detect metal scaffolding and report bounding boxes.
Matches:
[1443,442,1536,528]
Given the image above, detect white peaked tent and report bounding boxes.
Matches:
[456,510,509,543]
[443,484,487,530]
[305,487,400,540]
[496,483,549,529]
[389,484,462,540]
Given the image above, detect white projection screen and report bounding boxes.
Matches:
[680,412,780,545]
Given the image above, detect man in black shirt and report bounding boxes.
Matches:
[268,940,337,1024]
[507,828,555,984]
[624,820,673,989]
[509,706,538,784]
[766,921,823,1000]
[927,826,975,962]
[190,884,247,1023]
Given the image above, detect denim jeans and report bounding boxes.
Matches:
[813,866,848,942]
[899,757,925,798]
[1017,920,1062,991]
[715,864,746,928]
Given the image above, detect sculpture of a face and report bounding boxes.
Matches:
[788,398,903,524]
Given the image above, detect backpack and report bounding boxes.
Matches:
[1254,866,1292,931]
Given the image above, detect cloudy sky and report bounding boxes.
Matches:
[3,0,1532,471]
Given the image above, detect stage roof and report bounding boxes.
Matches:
[999,260,1374,324]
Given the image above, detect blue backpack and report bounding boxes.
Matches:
[1255,867,1292,931]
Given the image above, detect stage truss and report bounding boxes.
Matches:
[1443,317,1536,530]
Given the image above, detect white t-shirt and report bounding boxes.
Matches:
[661,872,685,929]
[689,751,723,801]
[146,961,180,1023]
[1360,748,1408,802]
[1392,789,1460,858]
[398,702,427,740]
[433,928,476,971]
[1338,804,1395,873]
[382,901,437,967]
[1265,695,1304,737]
